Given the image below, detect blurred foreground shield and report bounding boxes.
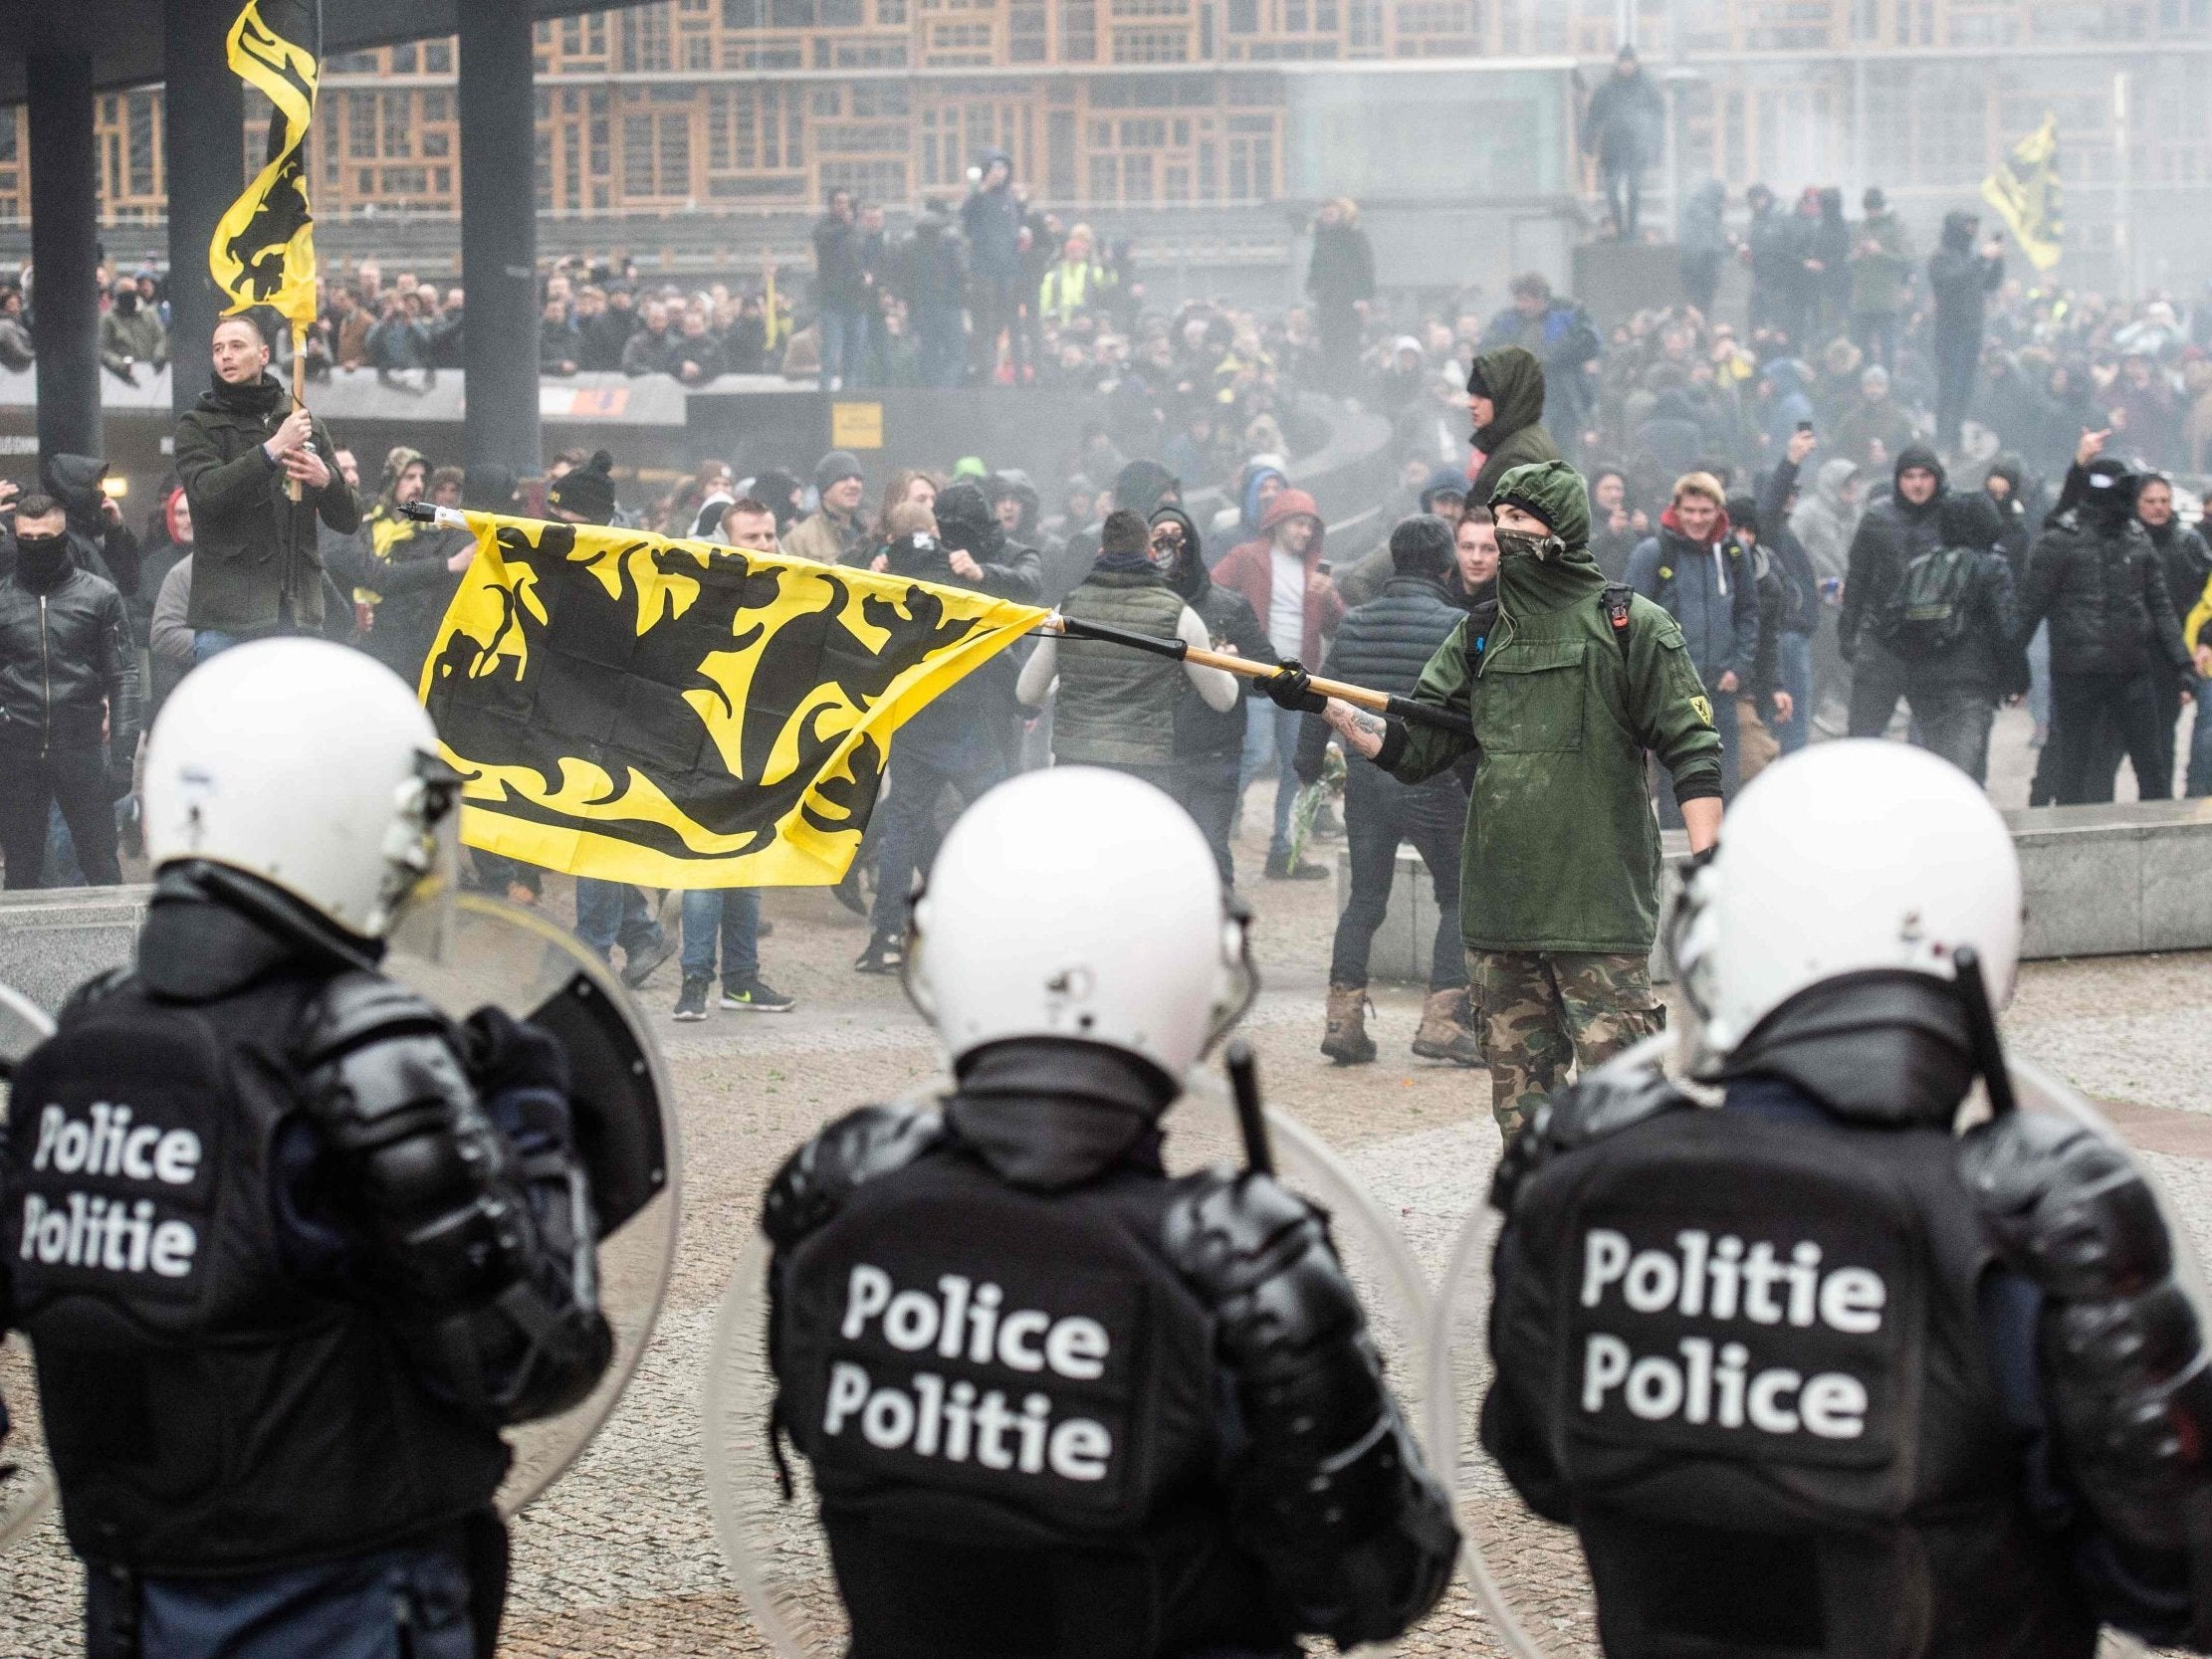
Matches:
[386,893,681,1517]
[697,1063,1453,1658]
[1426,1031,2186,1659]
[0,982,55,1554]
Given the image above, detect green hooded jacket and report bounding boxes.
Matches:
[1382,460,1723,955]
[1467,346,1561,508]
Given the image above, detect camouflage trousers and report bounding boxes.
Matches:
[1471,948,1667,1137]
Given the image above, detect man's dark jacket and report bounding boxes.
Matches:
[2017,511,2191,679]
[1160,506,1272,761]
[174,373,357,633]
[1295,573,1464,779]
[0,562,139,757]
[1838,447,1946,658]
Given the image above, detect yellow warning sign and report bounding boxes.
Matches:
[831,401,884,451]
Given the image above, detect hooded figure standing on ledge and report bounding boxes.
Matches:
[1276,459,1722,1139]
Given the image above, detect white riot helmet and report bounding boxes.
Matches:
[905,767,1254,1080]
[1670,740,2022,1073]
[142,638,460,940]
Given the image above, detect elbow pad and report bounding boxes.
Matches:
[1165,1170,1458,1647]
[300,974,612,1424]
[1963,1113,2212,1555]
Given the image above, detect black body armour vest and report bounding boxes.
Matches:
[3,969,511,1575]
[1491,1107,2098,1659]
[776,1145,1290,1659]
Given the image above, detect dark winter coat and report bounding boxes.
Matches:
[1304,220,1376,311]
[0,561,138,756]
[1581,69,1663,168]
[1758,456,1824,639]
[1927,213,2003,359]
[2145,518,2212,634]
[2017,512,2191,679]
[1901,495,2028,698]
[1161,507,1272,759]
[812,211,867,310]
[173,372,357,633]
[960,160,1024,281]
[1625,513,1760,688]
[1467,346,1560,507]
[1295,574,1464,778]
[1838,448,1947,658]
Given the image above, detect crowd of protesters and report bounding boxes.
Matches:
[6,159,2212,1069]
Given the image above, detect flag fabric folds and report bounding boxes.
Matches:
[209,0,322,336]
[1982,112,2063,273]
[420,513,1048,889]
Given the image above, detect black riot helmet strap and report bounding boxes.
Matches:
[1950,946,2017,1120]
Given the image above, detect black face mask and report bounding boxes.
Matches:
[114,292,138,315]
[15,532,70,588]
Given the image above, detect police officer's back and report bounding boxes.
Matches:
[1,639,613,1659]
[1483,740,2212,1658]
[763,766,1458,1658]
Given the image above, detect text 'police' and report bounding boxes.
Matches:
[1577,1226,1887,1440]
[18,1103,201,1276]
[826,1263,1116,1482]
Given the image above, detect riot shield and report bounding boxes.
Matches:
[1427,1032,2181,1659]
[699,1063,1451,1659]
[0,981,56,1554]
[385,892,681,1518]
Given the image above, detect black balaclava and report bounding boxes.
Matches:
[2081,456,2136,530]
[13,525,72,591]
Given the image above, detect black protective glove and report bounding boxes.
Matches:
[460,1005,571,1100]
[1262,659,1327,714]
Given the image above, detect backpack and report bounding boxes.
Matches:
[1880,546,1978,659]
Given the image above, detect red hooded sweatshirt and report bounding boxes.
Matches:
[1213,488,1343,667]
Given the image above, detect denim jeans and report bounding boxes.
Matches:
[2189,677,2212,797]
[1170,751,1242,887]
[572,879,660,963]
[1329,769,1468,991]
[97,1538,478,1659]
[1910,687,1997,785]
[1775,632,1813,755]
[680,889,760,986]
[1238,702,1303,858]
[867,745,1007,938]
[818,306,868,388]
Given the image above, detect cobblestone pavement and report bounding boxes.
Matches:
[3,806,2209,1658]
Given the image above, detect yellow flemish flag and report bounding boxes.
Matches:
[419,512,1048,888]
[208,0,321,335]
[1982,113,2063,273]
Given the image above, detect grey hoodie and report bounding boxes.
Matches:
[1790,457,1862,585]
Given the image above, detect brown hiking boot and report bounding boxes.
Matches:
[1321,985,1377,1066]
[1412,987,1485,1066]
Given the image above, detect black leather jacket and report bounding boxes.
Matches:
[0,564,139,754]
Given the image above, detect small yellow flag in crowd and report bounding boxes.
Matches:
[1982,112,2063,273]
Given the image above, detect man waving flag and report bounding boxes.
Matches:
[416,509,1047,888]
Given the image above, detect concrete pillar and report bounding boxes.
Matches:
[165,0,246,420]
[458,2,543,477]
[27,54,101,465]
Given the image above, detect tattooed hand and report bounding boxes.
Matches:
[1325,698,1387,758]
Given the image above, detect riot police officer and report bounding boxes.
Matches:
[1483,738,2212,1657]
[762,765,1458,1658]
[1,638,613,1659]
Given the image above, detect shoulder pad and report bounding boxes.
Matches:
[297,970,450,1067]
[761,1102,945,1250]
[1161,1167,1323,1295]
[58,965,134,1022]
[1490,1067,1693,1216]
[1958,1111,2171,1299]
[1162,1168,1360,1362]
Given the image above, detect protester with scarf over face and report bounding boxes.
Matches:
[1155,504,1272,885]
[1286,460,1721,1136]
